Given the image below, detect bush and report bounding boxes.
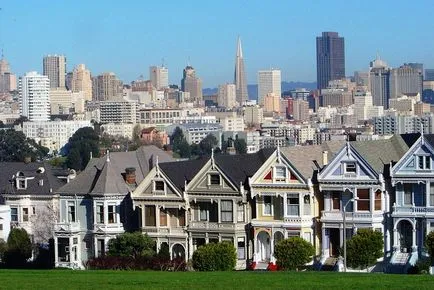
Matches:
[274,237,315,271]
[4,228,32,268]
[407,258,431,274]
[192,241,237,271]
[346,229,383,269]
[108,232,155,259]
[85,255,187,271]
[157,243,170,261]
[425,231,434,261]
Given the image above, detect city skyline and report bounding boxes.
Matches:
[1,1,434,87]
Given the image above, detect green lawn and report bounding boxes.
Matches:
[0,270,433,289]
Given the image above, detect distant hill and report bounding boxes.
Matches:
[203,81,317,101]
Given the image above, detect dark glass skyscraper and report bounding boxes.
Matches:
[316,32,345,90]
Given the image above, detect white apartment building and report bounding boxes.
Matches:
[258,69,281,105]
[217,83,237,108]
[139,108,184,128]
[220,115,245,132]
[99,101,139,124]
[101,123,134,139]
[243,106,263,126]
[149,66,169,90]
[19,71,51,122]
[22,120,93,152]
[166,123,223,147]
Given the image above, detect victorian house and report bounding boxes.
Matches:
[390,133,434,269]
[317,136,412,266]
[53,146,173,269]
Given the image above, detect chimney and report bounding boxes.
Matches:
[322,151,328,166]
[24,156,31,164]
[125,167,136,185]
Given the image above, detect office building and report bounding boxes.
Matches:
[217,83,237,108]
[321,89,352,107]
[369,56,391,108]
[243,105,263,126]
[390,65,423,99]
[92,72,122,101]
[425,69,434,81]
[316,32,345,90]
[43,55,66,89]
[234,37,248,104]
[292,99,309,121]
[150,66,169,90]
[0,54,17,93]
[72,64,92,101]
[263,93,280,113]
[257,69,281,105]
[181,65,202,104]
[99,101,138,124]
[19,71,50,122]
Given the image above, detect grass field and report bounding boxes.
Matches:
[0,270,433,289]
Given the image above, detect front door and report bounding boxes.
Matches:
[398,220,413,252]
[329,228,340,257]
[257,231,271,262]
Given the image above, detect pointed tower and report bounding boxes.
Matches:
[234,37,248,105]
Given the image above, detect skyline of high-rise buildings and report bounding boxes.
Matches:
[316,32,345,90]
[234,37,248,104]
[43,55,66,89]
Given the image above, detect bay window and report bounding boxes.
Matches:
[220,200,233,222]
[287,194,299,216]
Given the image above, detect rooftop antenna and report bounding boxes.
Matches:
[187,56,191,67]
[161,57,165,67]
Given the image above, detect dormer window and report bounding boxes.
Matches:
[417,155,430,170]
[344,162,357,174]
[17,178,27,190]
[209,174,220,185]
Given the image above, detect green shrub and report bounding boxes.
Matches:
[346,229,383,269]
[4,228,32,267]
[108,232,155,259]
[274,237,315,271]
[192,241,236,271]
[425,231,434,261]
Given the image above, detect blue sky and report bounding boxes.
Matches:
[1,1,434,87]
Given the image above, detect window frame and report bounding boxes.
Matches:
[10,207,18,222]
[417,155,431,170]
[96,202,104,224]
[344,162,357,174]
[263,196,273,216]
[22,207,29,222]
[107,204,116,224]
[220,200,233,223]
[67,201,76,222]
[286,194,300,216]
[357,189,370,211]
[209,173,221,186]
[153,179,165,194]
[274,166,287,181]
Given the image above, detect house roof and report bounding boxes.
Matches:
[57,145,174,196]
[158,148,275,191]
[0,162,69,196]
[280,141,345,179]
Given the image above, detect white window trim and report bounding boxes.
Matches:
[107,203,118,224]
[208,172,221,187]
[95,202,104,224]
[262,195,273,216]
[416,155,431,170]
[274,166,287,182]
[343,161,357,175]
[153,179,167,195]
[67,200,76,223]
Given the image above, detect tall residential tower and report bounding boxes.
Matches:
[234,37,248,105]
[43,55,66,89]
[19,71,50,121]
[316,32,345,90]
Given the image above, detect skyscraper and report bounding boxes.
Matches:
[316,32,345,90]
[234,37,248,104]
[257,69,281,105]
[71,64,92,101]
[0,53,17,93]
[150,66,169,90]
[19,71,50,121]
[93,72,122,101]
[43,55,66,89]
[369,55,390,108]
[218,83,237,108]
[390,64,423,99]
[181,65,202,104]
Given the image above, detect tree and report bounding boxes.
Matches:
[234,138,247,154]
[425,231,434,261]
[4,228,32,267]
[65,127,100,170]
[346,228,383,269]
[274,237,315,271]
[170,127,185,153]
[177,139,191,159]
[199,134,218,155]
[192,241,236,271]
[30,203,59,245]
[108,232,155,259]
[0,129,49,162]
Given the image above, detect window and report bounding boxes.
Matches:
[22,208,29,222]
[210,174,220,185]
[220,200,233,222]
[0,224,2,231]
[17,179,26,189]
[178,210,185,226]
[287,195,299,216]
[154,180,165,192]
[145,205,156,226]
[67,201,76,222]
[275,166,286,180]
[11,207,18,222]
[97,239,105,257]
[108,205,116,223]
[263,196,272,215]
[404,184,412,205]
[418,155,431,170]
[237,237,245,260]
[332,192,340,210]
[374,190,382,210]
[96,203,104,223]
[199,203,208,221]
[357,189,370,211]
[32,207,36,215]
[344,162,356,174]
[160,209,167,226]
[237,203,244,222]
[430,183,434,206]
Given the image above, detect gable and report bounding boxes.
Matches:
[318,143,378,182]
[392,136,434,176]
[250,149,306,186]
[132,166,182,199]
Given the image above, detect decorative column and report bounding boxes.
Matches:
[393,228,398,252]
[283,193,287,217]
[69,236,73,264]
[339,227,344,249]
[412,227,417,252]
[217,200,221,223]
[156,205,160,228]
[270,232,275,264]
[54,237,59,266]
[299,192,303,217]
[321,227,327,257]
[426,182,430,207]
